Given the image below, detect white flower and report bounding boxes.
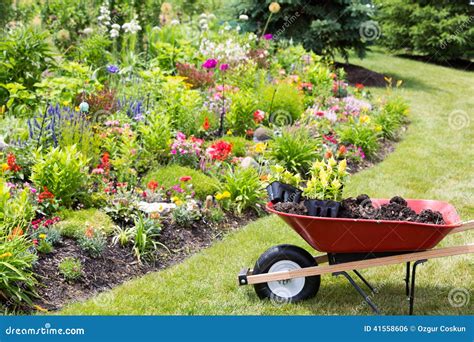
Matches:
[199,13,208,19]
[170,19,180,25]
[122,17,142,34]
[110,28,119,38]
[111,23,120,30]
[239,14,249,20]
[83,27,93,35]
[199,18,208,27]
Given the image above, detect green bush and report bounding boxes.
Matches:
[269,128,321,176]
[374,0,474,61]
[226,90,258,136]
[221,167,265,215]
[338,122,380,159]
[144,165,221,200]
[0,26,55,91]
[59,257,82,281]
[258,83,304,125]
[374,95,409,140]
[0,235,37,306]
[77,226,107,258]
[0,182,35,233]
[240,0,373,59]
[31,145,90,208]
[138,111,172,167]
[56,209,115,238]
[172,205,201,228]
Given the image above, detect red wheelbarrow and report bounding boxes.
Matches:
[238,199,474,314]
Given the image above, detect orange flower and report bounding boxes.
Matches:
[202,117,210,131]
[147,180,159,191]
[324,150,333,159]
[84,226,95,238]
[338,145,347,155]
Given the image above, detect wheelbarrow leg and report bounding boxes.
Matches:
[408,259,427,315]
[335,271,380,315]
[353,269,377,293]
[405,262,411,297]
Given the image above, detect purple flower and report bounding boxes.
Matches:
[219,63,229,71]
[202,59,218,69]
[106,64,119,74]
[263,34,273,40]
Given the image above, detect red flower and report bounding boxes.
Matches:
[355,83,365,90]
[323,134,338,145]
[253,110,265,124]
[6,153,21,172]
[315,111,325,117]
[325,150,333,159]
[202,117,210,131]
[206,141,233,161]
[98,152,111,176]
[38,186,55,203]
[179,176,192,182]
[147,180,159,191]
[246,129,254,137]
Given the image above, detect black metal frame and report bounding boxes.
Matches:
[329,252,427,315]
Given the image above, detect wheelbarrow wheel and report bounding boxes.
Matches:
[253,244,320,303]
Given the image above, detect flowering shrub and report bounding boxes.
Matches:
[170,132,204,168]
[206,140,233,161]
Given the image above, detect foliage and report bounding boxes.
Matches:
[132,214,164,262]
[226,90,258,136]
[0,182,35,232]
[269,128,320,176]
[258,82,304,125]
[144,165,220,200]
[0,26,55,91]
[267,165,302,187]
[72,34,113,69]
[56,209,115,238]
[0,234,37,306]
[58,257,83,281]
[240,0,374,59]
[172,205,201,228]
[31,145,90,208]
[77,225,107,258]
[374,0,474,61]
[304,158,349,201]
[138,110,171,167]
[221,167,265,215]
[36,239,54,254]
[337,119,380,159]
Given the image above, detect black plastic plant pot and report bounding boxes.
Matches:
[304,199,341,218]
[266,181,303,204]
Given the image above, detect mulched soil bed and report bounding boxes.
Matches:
[334,62,395,87]
[31,211,258,312]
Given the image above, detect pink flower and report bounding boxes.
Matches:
[220,63,229,71]
[263,33,273,40]
[202,59,218,69]
[253,110,265,124]
[176,132,186,140]
[179,176,192,182]
[92,168,105,175]
[171,149,177,155]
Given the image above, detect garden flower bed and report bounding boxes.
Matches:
[0,2,410,313]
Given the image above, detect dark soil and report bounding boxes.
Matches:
[274,195,445,225]
[273,202,307,216]
[339,195,445,225]
[335,62,395,87]
[30,211,258,312]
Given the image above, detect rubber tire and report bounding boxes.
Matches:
[253,244,321,303]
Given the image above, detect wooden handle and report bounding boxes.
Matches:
[449,220,474,235]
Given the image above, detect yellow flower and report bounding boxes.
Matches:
[33,305,48,313]
[375,124,382,132]
[269,2,281,13]
[359,114,371,124]
[175,199,183,206]
[254,142,266,153]
[331,179,342,190]
[0,252,13,258]
[215,193,223,200]
[338,159,347,174]
[39,233,47,239]
[1,163,8,172]
[62,100,70,107]
[327,157,337,167]
[226,129,233,135]
[75,106,80,111]
[221,191,231,199]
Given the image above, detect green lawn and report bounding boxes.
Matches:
[61,52,473,315]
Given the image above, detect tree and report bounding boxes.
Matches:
[238,0,374,59]
[374,0,474,61]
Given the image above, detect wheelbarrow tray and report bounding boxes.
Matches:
[266,199,461,253]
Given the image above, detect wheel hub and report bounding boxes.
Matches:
[267,260,305,298]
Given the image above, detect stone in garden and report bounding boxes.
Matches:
[138,201,176,214]
[253,127,272,141]
[240,156,258,169]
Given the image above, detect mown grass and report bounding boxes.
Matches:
[61,52,473,315]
